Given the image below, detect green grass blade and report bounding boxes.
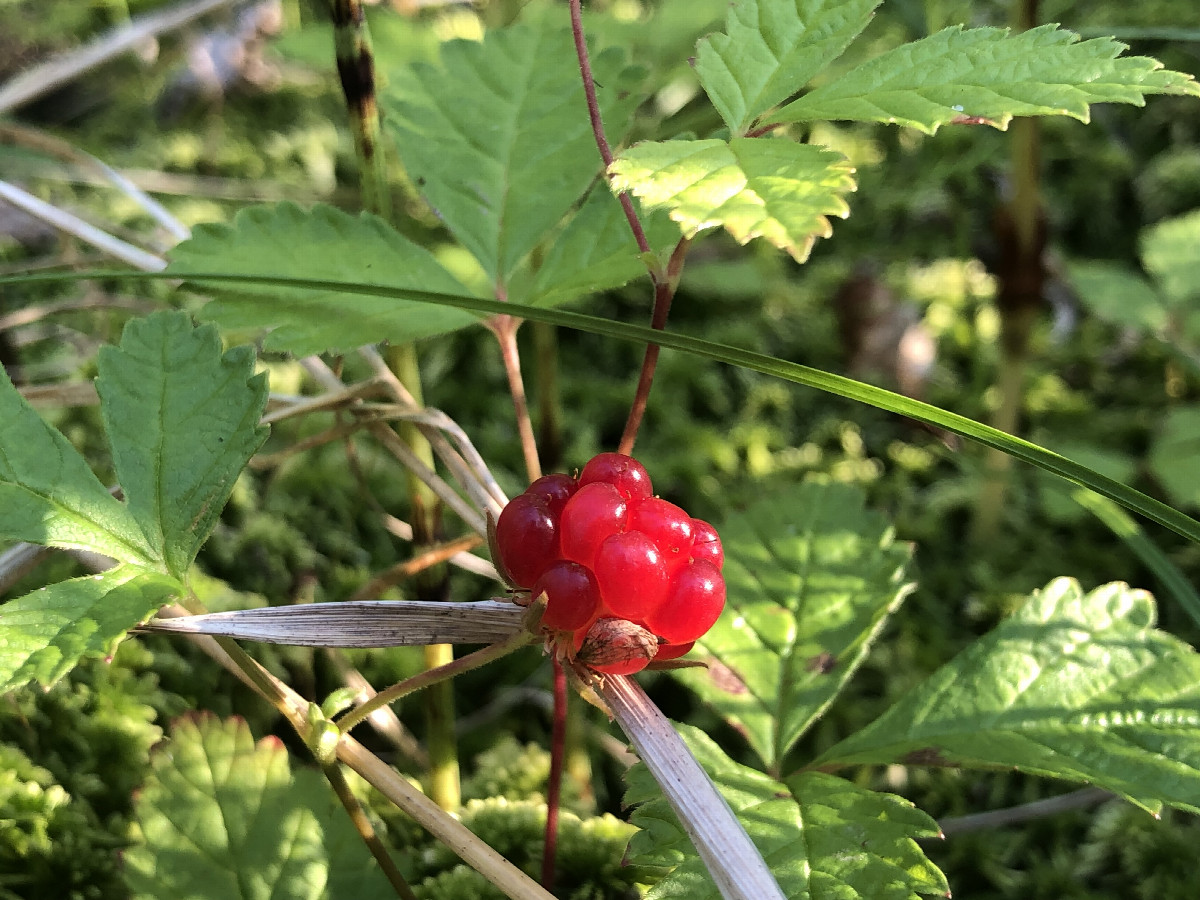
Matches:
[5,269,1200,548]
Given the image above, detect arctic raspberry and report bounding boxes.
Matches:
[495,452,726,673]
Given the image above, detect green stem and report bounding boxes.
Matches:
[323,760,418,900]
[338,631,534,735]
[533,320,563,472]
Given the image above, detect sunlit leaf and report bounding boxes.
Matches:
[512,189,680,309]
[818,578,1200,816]
[768,24,1200,133]
[0,566,180,692]
[384,12,643,284]
[673,481,912,772]
[697,0,879,134]
[96,311,268,579]
[166,202,480,355]
[124,714,395,900]
[1141,208,1200,305]
[0,368,155,565]
[609,138,856,261]
[626,724,947,899]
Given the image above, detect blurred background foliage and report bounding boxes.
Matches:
[1,0,1199,897]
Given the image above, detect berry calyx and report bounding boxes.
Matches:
[576,618,657,675]
[578,452,653,502]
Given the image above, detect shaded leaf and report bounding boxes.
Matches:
[0,368,155,565]
[697,0,879,134]
[626,724,947,900]
[818,578,1200,816]
[609,138,855,261]
[96,311,269,579]
[673,481,912,773]
[0,566,180,692]
[124,714,394,900]
[768,24,1200,133]
[1067,260,1168,333]
[384,14,643,284]
[1149,406,1200,510]
[1141,208,1200,305]
[517,191,681,308]
[166,202,480,355]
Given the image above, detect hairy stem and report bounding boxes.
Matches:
[338,630,534,735]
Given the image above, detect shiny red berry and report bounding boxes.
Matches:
[533,561,601,632]
[559,481,628,567]
[593,530,670,621]
[578,452,653,502]
[689,519,724,570]
[494,495,558,588]
[653,641,695,662]
[644,559,725,644]
[629,498,694,569]
[526,473,578,516]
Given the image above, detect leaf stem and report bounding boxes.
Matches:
[618,237,691,455]
[337,629,535,735]
[489,314,543,482]
[567,0,650,257]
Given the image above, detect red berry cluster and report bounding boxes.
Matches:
[494,453,725,675]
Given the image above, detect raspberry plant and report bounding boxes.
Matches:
[1,1,1200,899]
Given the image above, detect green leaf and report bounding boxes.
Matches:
[768,24,1200,133]
[672,481,913,773]
[0,368,155,565]
[95,311,269,579]
[166,202,480,355]
[817,578,1200,816]
[609,138,856,261]
[384,14,643,284]
[1141,208,1200,306]
[1149,406,1200,510]
[1067,260,1168,333]
[515,189,681,308]
[0,566,180,692]
[124,714,395,900]
[696,0,879,134]
[626,724,946,899]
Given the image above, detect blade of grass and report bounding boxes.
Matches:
[7,269,1200,550]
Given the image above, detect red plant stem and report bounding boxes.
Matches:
[618,237,691,455]
[541,658,568,890]
[568,0,651,258]
[490,313,542,482]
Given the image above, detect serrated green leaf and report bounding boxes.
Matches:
[818,578,1200,816]
[513,189,681,308]
[768,24,1200,133]
[124,714,395,900]
[1149,406,1200,510]
[384,14,643,285]
[1141,208,1200,305]
[0,566,180,692]
[166,202,480,355]
[626,724,946,900]
[1067,260,1168,333]
[0,368,155,565]
[673,481,912,773]
[697,0,880,134]
[95,312,268,579]
[609,138,855,261]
